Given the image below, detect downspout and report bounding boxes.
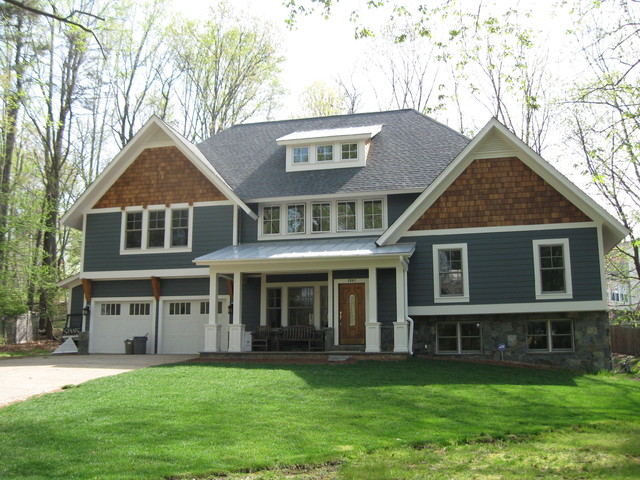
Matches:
[402,257,413,355]
[406,316,414,356]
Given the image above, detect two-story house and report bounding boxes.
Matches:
[59,110,627,370]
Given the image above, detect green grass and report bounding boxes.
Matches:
[0,348,53,358]
[0,359,638,480]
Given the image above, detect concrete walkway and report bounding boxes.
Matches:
[0,354,195,407]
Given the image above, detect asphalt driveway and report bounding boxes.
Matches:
[0,354,195,407]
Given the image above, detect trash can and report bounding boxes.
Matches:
[124,339,134,355]
[133,336,147,354]
[77,332,89,355]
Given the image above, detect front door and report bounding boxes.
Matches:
[338,283,366,345]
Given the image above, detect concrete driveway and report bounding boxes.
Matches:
[0,354,195,407]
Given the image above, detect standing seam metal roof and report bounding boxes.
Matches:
[196,109,470,200]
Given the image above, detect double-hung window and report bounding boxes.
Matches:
[312,203,331,232]
[433,244,469,303]
[171,209,189,247]
[363,200,383,230]
[287,204,306,234]
[262,206,280,235]
[125,212,143,249]
[337,201,356,231]
[527,319,574,352]
[148,211,166,248]
[532,239,572,299]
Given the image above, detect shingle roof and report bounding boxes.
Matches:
[196,109,470,200]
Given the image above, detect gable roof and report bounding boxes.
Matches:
[196,109,471,200]
[378,118,629,252]
[62,116,257,230]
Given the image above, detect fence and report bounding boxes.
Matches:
[1,313,39,345]
[611,325,640,356]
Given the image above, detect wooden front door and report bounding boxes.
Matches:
[338,283,366,345]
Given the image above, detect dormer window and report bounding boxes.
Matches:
[277,125,382,172]
[293,147,309,164]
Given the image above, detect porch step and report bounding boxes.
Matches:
[327,345,366,353]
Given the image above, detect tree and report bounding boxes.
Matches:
[166,4,284,142]
[299,80,347,117]
[567,0,639,308]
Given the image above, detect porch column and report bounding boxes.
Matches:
[394,262,409,353]
[228,271,245,352]
[366,266,381,353]
[204,267,221,352]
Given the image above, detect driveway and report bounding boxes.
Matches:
[0,354,195,407]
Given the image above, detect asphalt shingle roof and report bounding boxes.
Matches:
[196,109,470,200]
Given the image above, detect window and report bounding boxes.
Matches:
[287,204,305,234]
[263,206,280,235]
[200,301,210,315]
[266,288,282,328]
[341,143,358,160]
[171,209,189,247]
[527,320,573,352]
[148,210,165,248]
[533,239,572,299]
[293,146,309,163]
[100,303,121,316]
[312,203,331,232]
[433,244,469,303]
[129,303,150,316]
[169,302,191,315]
[337,201,356,231]
[316,145,333,162]
[436,322,481,354]
[121,206,192,254]
[288,287,314,326]
[125,212,142,249]
[363,200,383,230]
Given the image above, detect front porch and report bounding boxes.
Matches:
[194,237,416,354]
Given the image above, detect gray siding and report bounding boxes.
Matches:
[334,269,369,279]
[92,280,153,298]
[242,277,261,330]
[239,204,258,243]
[70,285,85,314]
[405,227,602,306]
[266,273,328,283]
[376,268,396,326]
[388,193,419,225]
[160,278,209,297]
[84,205,233,271]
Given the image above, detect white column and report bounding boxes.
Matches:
[228,271,245,352]
[366,266,381,353]
[204,267,221,352]
[394,263,409,353]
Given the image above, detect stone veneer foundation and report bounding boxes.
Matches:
[411,311,611,371]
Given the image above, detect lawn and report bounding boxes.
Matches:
[0,358,638,480]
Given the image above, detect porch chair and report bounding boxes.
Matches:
[251,326,271,351]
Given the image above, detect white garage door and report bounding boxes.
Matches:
[90,301,155,354]
[160,300,209,354]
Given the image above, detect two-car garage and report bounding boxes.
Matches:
[90,298,216,354]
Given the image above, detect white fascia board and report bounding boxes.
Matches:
[408,300,607,316]
[80,268,209,280]
[276,125,383,145]
[378,118,628,250]
[245,190,416,204]
[57,273,81,289]
[61,116,256,231]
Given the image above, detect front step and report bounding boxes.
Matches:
[327,344,366,353]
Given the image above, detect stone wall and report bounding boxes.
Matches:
[412,311,611,371]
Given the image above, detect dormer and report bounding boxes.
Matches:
[276,124,383,172]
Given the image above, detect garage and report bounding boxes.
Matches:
[159,299,209,354]
[90,300,155,354]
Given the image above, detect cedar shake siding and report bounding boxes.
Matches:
[94,146,227,208]
[410,157,592,231]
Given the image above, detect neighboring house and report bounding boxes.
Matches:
[59,109,627,370]
[606,244,640,321]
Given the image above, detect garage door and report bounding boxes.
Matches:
[160,300,209,354]
[90,301,155,354]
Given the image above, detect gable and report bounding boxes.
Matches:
[410,157,592,231]
[93,146,227,209]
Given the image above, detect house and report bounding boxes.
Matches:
[59,109,628,370]
[606,244,640,322]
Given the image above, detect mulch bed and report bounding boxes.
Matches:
[0,340,61,354]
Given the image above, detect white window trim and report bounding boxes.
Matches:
[284,141,365,171]
[433,243,470,303]
[259,197,387,240]
[532,238,573,300]
[120,204,193,255]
